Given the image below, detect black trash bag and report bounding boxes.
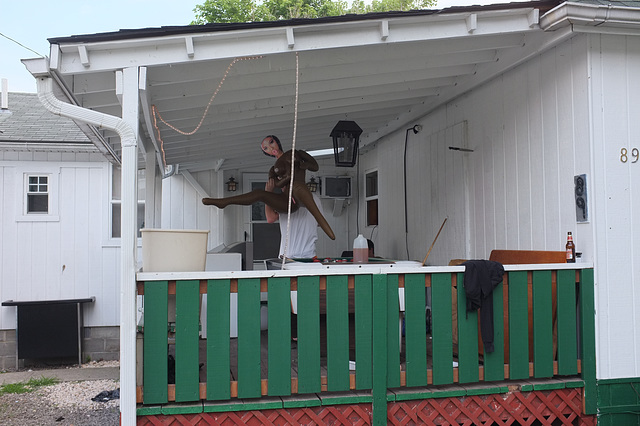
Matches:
[168,354,175,384]
[91,388,120,402]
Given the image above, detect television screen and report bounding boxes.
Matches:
[322,176,351,198]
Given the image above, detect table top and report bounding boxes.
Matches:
[297,257,396,265]
[2,297,96,306]
[266,257,422,270]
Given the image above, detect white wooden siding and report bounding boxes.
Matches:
[363,36,592,261]
[0,158,118,329]
[589,33,640,380]
[360,118,468,265]
[161,170,223,250]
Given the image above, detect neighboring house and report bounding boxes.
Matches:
[0,89,121,369]
[16,0,640,424]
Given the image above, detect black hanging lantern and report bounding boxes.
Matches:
[330,120,362,167]
[307,176,318,193]
[226,177,237,192]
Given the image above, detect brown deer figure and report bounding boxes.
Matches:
[202,149,335,240]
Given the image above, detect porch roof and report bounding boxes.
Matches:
[22,0,640,171]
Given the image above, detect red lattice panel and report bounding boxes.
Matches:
[388,388,596,426]
[137,403,372,425]
[137,389,597,425]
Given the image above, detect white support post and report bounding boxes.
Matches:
[120,66,140,426]
[33,76,138,425]
[145,151,159,228]
[214,169,225,248]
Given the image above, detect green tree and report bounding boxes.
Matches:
[262,0,349,20]
[192,0,436,24]
[193,0,270,24]
[364,0,434,13]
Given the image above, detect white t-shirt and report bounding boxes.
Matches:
[278,193,324,258]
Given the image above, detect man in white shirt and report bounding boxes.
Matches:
[262,135,323,259]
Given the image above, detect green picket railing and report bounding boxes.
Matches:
[137,266,596,419]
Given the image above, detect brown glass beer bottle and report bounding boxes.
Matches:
[566,232,576,263]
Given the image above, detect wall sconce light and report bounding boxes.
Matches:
[330,120,362,167]
[307,176,318,193]
[226,177,237,192]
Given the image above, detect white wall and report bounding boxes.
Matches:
[362,35,593,262]
[589,33,640,380]
[160,170,223,250]
[0,154,119,329]
[453,35,592,259]
[359,119,468,264]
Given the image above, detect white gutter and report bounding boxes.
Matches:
[0,142,99,152]
[22,57,122,165]
[37,78,135,142]
[541,1,640,32]
[36,76,138,426]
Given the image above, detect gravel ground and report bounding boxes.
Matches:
[0,362,120,426]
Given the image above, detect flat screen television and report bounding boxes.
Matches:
[321,176,352,198]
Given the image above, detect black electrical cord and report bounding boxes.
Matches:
[369,224,378,240]
[356,151,360,236]
[404,125,421,260]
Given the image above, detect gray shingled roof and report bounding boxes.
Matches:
[0,92,91,144]
[572,0,640,6]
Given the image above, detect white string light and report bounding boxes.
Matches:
[151,55,263,168]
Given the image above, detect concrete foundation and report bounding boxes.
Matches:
[0,326,120,371]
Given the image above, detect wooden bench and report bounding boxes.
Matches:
[488,250,565,362]
[489,250,565,265]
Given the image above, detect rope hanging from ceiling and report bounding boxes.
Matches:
[281,51,300,268]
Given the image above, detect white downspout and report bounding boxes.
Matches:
[37,77,135,141]
[37,76,138,426]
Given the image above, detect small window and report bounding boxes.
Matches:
[27,175,49,213]
[111,166,146,238]
[365,172,378,198]
[365,170,378,226]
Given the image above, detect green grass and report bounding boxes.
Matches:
[0,376,59,395]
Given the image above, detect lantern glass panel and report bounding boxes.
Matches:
[334,134,359,166]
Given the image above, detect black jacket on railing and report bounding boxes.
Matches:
[462,260,505,353]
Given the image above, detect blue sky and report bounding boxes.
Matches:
[1,0,506,94]
[1,0,199,93]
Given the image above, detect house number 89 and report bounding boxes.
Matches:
[620,147,639,163]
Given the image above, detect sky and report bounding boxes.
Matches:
[1,0,511,94]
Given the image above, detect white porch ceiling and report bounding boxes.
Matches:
[38,1,571,172]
